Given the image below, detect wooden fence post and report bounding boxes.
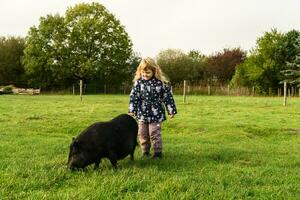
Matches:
[80,80,83,102]
[183,80,186,103]
[227,85,230,95]
[208,84,210,96]
[283,81,287,106]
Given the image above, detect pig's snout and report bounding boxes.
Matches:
[68,155,86,170]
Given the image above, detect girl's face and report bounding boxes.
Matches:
[141,69,154,80]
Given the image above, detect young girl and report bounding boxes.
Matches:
[128,57,177,159]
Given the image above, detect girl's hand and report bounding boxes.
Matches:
[128,112,135,117]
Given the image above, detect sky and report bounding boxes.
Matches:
[1,0,299,57]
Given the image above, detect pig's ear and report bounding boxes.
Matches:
[73,140,80,148]
[72,140,80,153]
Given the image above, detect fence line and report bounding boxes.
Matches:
[173,82,300,97]
[1,82,299,97]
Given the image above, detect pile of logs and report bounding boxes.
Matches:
[12,88,41,95]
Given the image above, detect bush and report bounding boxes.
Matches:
[2,85,13,94]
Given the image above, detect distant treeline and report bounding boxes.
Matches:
[0,3,299,95]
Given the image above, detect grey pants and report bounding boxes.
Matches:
[138,121,162,153]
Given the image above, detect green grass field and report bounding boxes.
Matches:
[0,95,299,199]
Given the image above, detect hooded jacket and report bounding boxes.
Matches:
[129,77,177,123]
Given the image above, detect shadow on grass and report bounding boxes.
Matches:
[53,145,263,174]
[100,147,262,172]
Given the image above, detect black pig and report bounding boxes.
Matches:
[67,114,138,170]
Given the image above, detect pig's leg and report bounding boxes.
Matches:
[130,151,134,161]
[108,151,118,169]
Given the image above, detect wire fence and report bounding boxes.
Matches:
[1,82,300,97]
[173,82,300,97]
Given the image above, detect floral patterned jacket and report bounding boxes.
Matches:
[129,77,177,123]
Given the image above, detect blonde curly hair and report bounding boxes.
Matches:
[133,57,169,83]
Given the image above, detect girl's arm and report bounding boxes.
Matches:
[128,81,141,116]
[162,83,177,116]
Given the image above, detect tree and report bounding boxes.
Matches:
[231,29,300,94]
[156,49,189,84]
[23,2,133,90]
[187,50,208,83]
[156,49,207,85]
[230,55,255,87]
[23,14,66,88]
[188,50,206,61]
[124,52,142,83]
[63,3,133,84]
[282,35,300,86]
[0,36,25,86]
[206,48,246,85]
[156,49,186,84]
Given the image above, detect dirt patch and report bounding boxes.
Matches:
[286,128,300,135]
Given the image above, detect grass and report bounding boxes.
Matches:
[0,94,299,199]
